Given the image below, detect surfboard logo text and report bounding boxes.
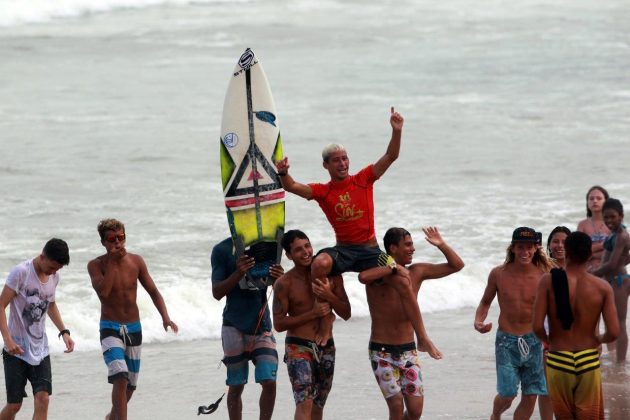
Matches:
[234,48,258,76]
[334,192,363,222]
[223,133,239,148]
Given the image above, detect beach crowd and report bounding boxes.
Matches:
[1,108,628,420]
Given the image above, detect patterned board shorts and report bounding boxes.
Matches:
[100,320,142,390]
[369,341,423,399]
[284,337,335,408]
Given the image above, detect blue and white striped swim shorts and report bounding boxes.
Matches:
[100,320,142,390]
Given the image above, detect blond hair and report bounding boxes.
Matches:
[97,218,125,240]
[503,243,554,272]
[321,143,346,162]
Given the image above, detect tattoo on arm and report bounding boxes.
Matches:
[272,296,284,315]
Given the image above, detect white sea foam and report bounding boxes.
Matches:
[2,0,630,355]
[0,0,251,27]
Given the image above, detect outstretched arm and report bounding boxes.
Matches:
[275,157,313,199]
[413,227,465,281]
[372,107,404,179]
[138,256,178,333]
[474,269,498,333]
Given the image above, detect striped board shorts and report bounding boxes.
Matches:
[546,348,603,419]
[221,325,277,386]
[100,320,142,390]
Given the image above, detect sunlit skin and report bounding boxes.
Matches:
[475,239,549,420]
[273,236,350,420]
[88,227,178,420]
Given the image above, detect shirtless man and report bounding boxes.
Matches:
[276,107,438,356]
[474,227,554,420]
[358,227,464,420]
[533,231,619,419]
[88,219,178,420]
[591,198,630,362]
[272,230,350,420]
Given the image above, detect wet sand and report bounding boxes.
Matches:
[2,307,630,419]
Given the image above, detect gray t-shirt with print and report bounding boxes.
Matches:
[4,259,58,365]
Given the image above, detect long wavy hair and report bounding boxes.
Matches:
[503,242,554,272]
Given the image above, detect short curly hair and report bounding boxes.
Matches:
[97,218,125,240]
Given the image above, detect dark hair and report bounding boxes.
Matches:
[43,238,70,266]
[603,197,624,215]
[585,185,609,217]
[383,227,411,255]
[546,226,571,257]
[565,231,592,264]
[281,230,310,253]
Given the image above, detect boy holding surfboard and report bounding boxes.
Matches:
[275,107,440,357]
[211,237,284,420]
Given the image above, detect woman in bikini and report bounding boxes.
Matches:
[577,186,610,270]
[592,198,630,363]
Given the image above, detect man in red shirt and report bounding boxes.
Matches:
[275,107,441,358]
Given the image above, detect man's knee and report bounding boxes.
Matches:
[494,394,515,410]
[259,380,276,392]
[228,384,245,399]
[385,393,405,418]
[405,396,424,420]
[33,391,50,409]
[311,254,332,274]
[2,402,22,416]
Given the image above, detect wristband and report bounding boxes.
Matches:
[58,329,70,339]
[278,172,288,177]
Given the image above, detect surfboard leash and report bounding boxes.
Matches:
[197,391,225,415]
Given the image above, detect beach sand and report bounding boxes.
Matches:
[3,307,629,419]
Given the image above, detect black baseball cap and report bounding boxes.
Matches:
[512,227,542,245]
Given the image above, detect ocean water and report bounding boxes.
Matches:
[1,0,629,353]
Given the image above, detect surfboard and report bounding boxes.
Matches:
[220,48,284,288]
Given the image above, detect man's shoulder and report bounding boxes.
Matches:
[88,254,106,266]
[276,268,303,289]
[211,238,234,256]
[407,263,429,281]
[489,265,506,278]
[8,260,30,276]
[6,261,30,288]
